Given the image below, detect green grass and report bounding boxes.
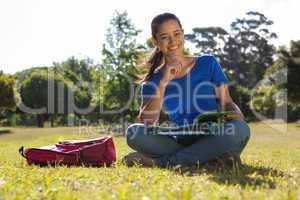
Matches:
[0,128,10,135]
[0,123,299,200]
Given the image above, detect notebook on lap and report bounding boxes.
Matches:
[147,111,235,136]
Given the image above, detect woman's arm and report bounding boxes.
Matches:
[138,80,167,124]
[216,85,245,121]
[138,58,181,124]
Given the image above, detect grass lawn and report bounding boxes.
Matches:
[0,122,299,199]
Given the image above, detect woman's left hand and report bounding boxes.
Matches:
[224,111,244,121]
[216,85,245,121]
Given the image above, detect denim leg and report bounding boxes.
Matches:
[125,123,183,157]
[156,120,251,168]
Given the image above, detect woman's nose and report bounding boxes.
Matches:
[169,36,177,45]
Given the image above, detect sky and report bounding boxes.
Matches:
[0,0,298,74]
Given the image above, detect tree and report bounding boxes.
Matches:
[185,27,228,56]
[101,11,145,133]
[250,40,300,122]
[223,11,277,87]
[19,70,72,127]
[54,57,93,84]
[53,57,94,124]
[0,72,15,109]
[265,41,300,100]
[185,11,277,121]
[185,11,277,88]
[262,40,300,121]
[251,86,278,118]
[269,41,300,104]
[0,72,15,122]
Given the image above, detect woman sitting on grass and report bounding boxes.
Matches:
[123,13,250,168]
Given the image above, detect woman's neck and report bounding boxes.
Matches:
[163,55,196,79]
[164,54,185,65]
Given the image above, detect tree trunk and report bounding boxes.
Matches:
[51,114,54,127]
[37,115,44,128]
[121,111,125,136]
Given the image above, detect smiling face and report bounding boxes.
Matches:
[153,19,184,58]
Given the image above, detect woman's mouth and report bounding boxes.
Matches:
[169,46,178,51]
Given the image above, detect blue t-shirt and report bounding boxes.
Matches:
[141,55,228,127]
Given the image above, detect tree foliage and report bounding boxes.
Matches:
[20,70,73,127]
[186,11,277,88]
[251,40,300,121]
[0,72,15,109]
[265,40,300,104]
[0,72,15,122]
[185,27,228,56]
[101,11,145,128]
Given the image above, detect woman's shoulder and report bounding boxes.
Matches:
[184,54,218,68]
[195,54,221,72]
[196,54,218,63]
[191,54,221,75]
[141,70,163,86]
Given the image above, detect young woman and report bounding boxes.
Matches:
[123,13,250,168]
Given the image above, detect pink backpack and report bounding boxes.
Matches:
[19,136,116,167]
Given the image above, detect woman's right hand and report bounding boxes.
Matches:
[161,54,182,85]
[161,64,178,85]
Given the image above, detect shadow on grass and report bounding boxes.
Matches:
[171,163,289,188]
[0,129,11,135]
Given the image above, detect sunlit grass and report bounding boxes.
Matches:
[0,122,299,199]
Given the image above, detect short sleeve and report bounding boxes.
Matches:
[140,72,163,104]
[211,56,229,86]
[141,82,157,104]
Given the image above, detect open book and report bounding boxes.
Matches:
[147,111,235,136]
[195,111,235,123]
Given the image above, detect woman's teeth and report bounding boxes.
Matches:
[169,46,178,50]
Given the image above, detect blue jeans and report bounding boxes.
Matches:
[125,120,250,168]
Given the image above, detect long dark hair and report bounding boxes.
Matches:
[140,13,183,82]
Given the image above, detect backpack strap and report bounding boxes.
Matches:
[18,146,27,159]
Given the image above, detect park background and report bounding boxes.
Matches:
[0,0,299,199]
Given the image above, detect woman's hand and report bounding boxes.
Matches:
[161,52,182,85]
[161,64,180,84]
[223,108,244,121]
[216,85,245,121]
